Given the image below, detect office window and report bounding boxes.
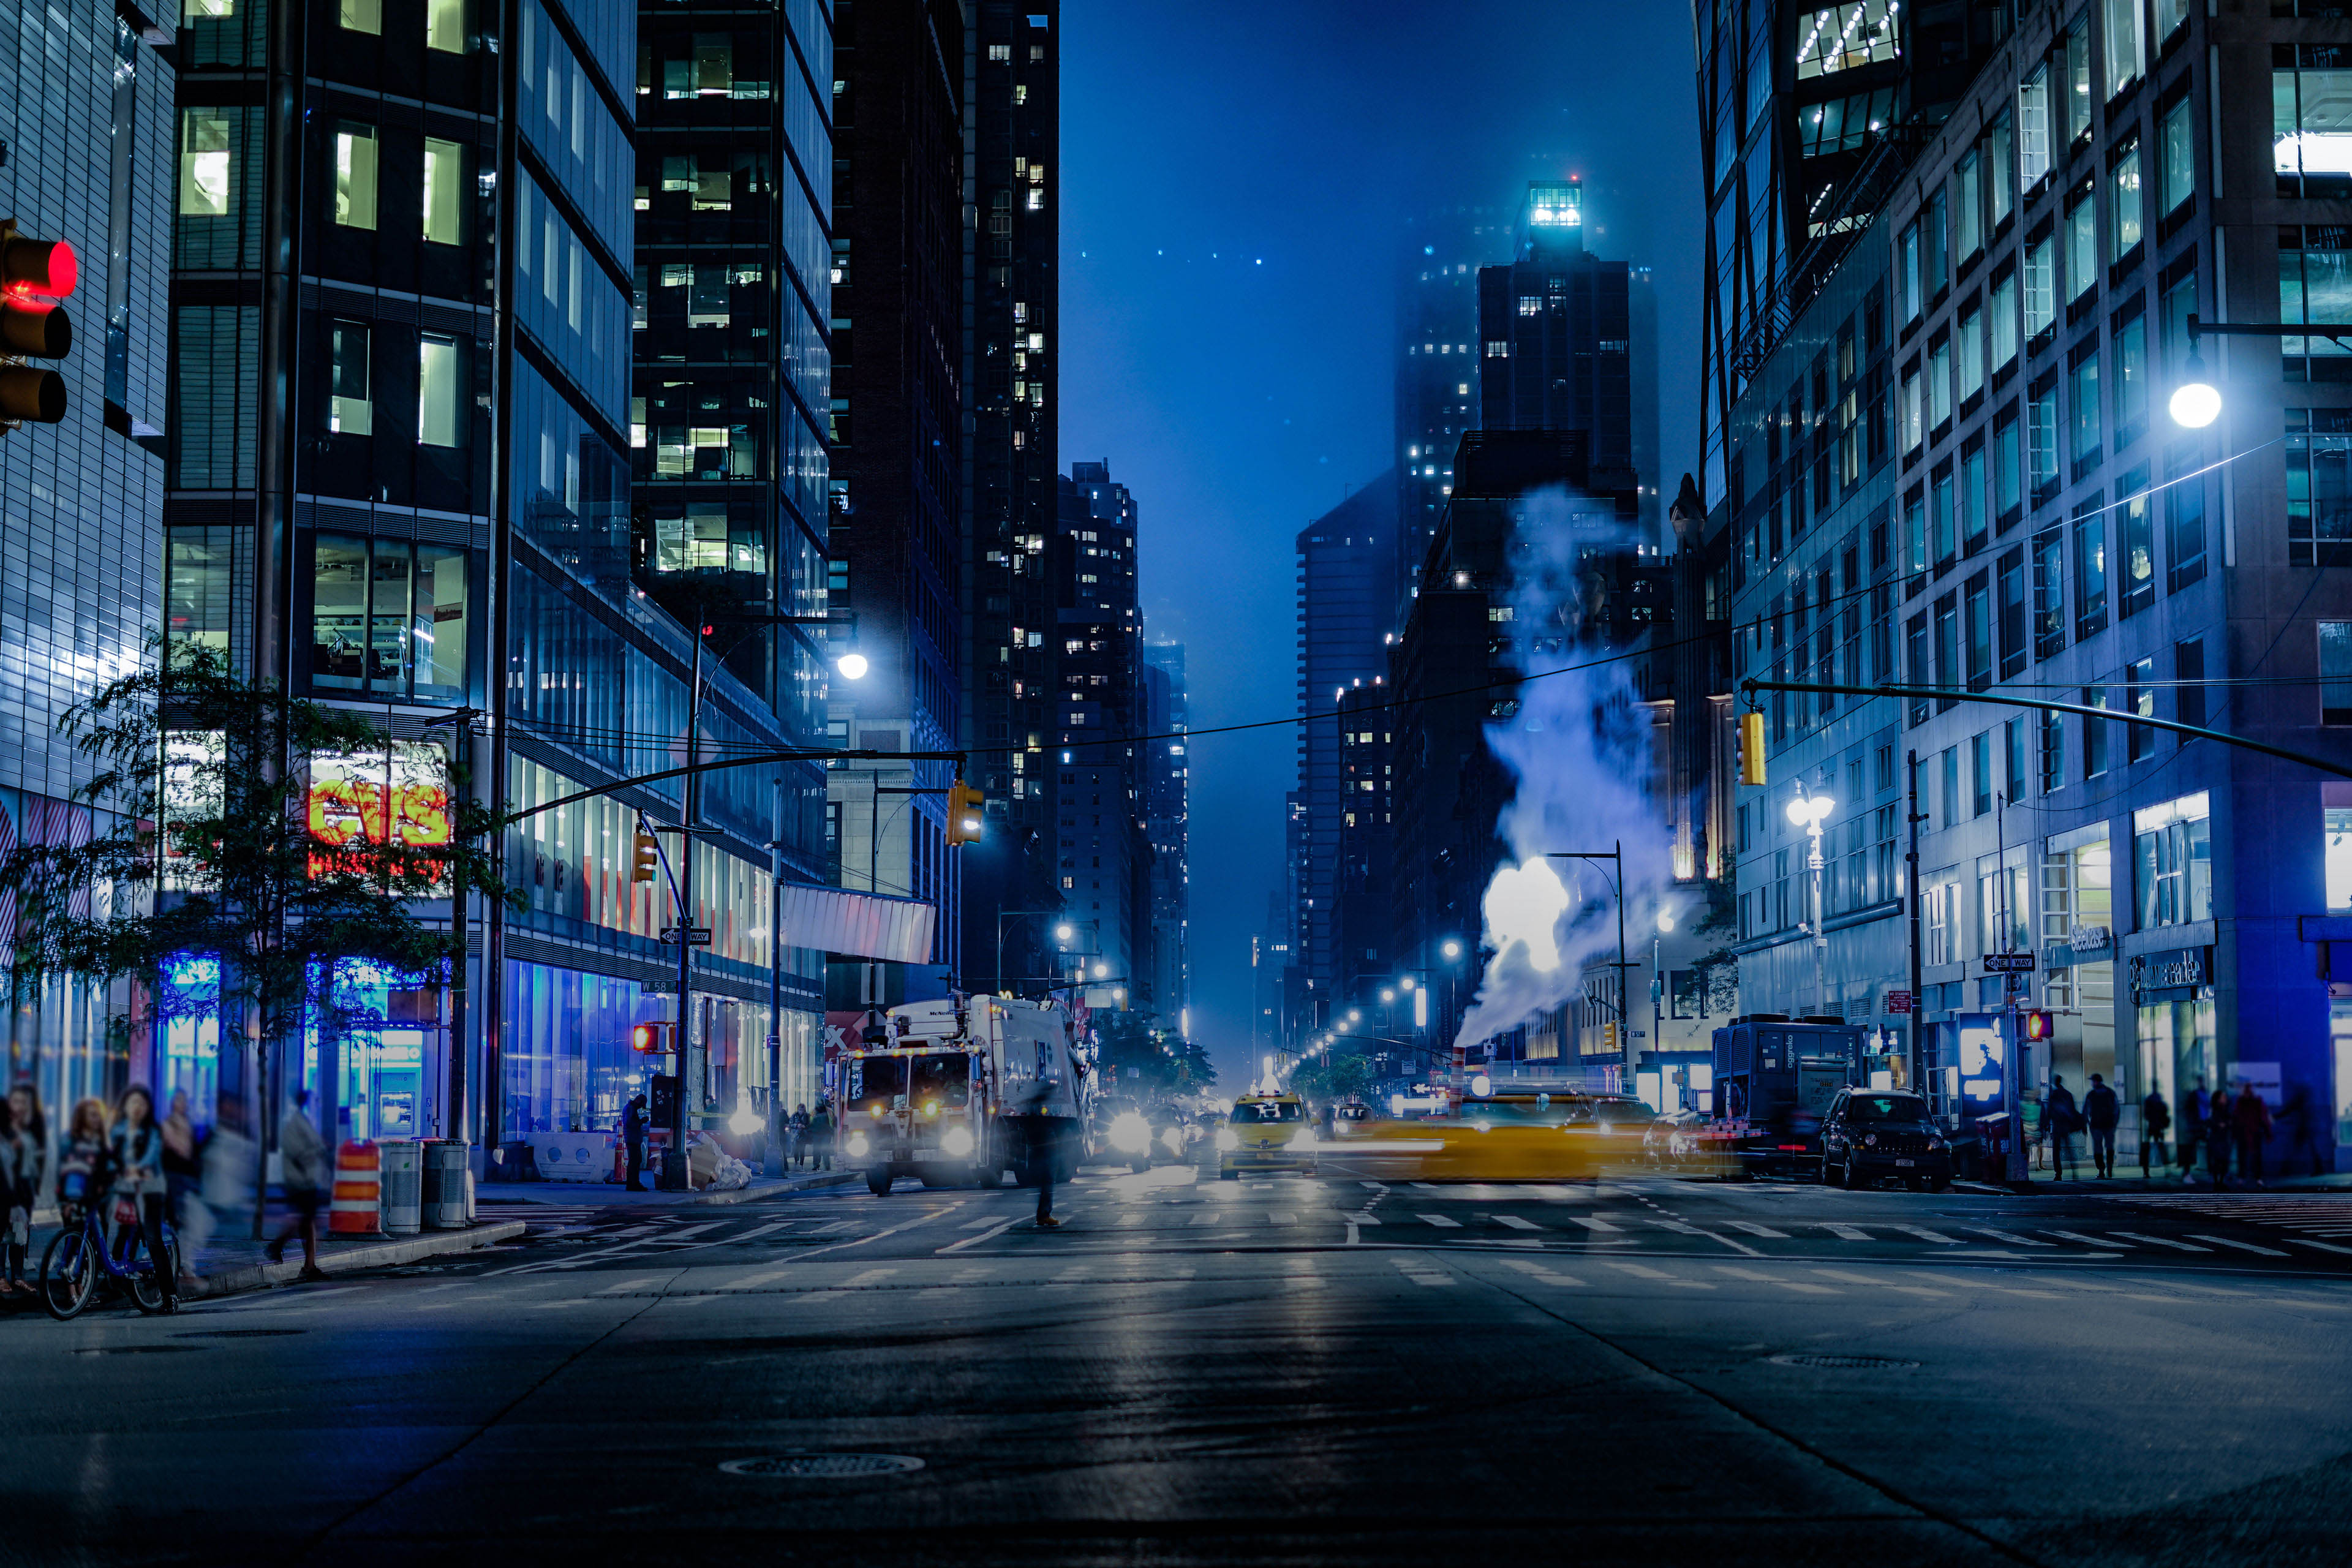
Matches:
[2068,345,2101,470]
[2288,409,2352,566]
[2154,0,2189,38]
[313,536,368,689]
[1928,334,1953,428]
[2166,459,2206,591]
[1964,575,1991,690]
[2114,311,2149,448]
[2118,469,2155,618]
[311,535,467,700]
[1940,748,1961,829]
[1932,465,1956,565]
[2004,715,2027,804]
[2028,377,2059,499]
[1901,364,1922,451]
[2275,47,2352,198]
[2324,624,2352,725]
[1933,595,1958,710]
[1900,219,1922,323]
[2109,139,2143,262]
[328,320,371,435]
[341,0,379,32]
[2101,0,2143,99]
[1988,110,2016,229]
[2128,656,2157,763]
[2073,500,2108,639]
[418,334,462,447]
[2331,803,2352,913]
[2160,92,2195,215]
[2064,15,2092,144]
[179,110,232,216]
[1905,614,1929,726]
[1925,871,1960,963]
[423,138,463,245]
[334,123,377,230]
[1991,268,2019,371]
[1961,439,1987,554]
[1997,547,2027,679]
[2174,639,2203,733]
[2134,793,2212,928]
[1795,3,1899,78]
[2161,267,2197,368]
[2033,524,2067,660]
[2040,706,2066,793]
[1958,302,1985,402]
[1994,409,2022,521]
[2280,227,2352,379]
[2084,686,2111,779]
[1972,733,1992,816]
[2019,62,2054,187]
[1925,186,1949,301]
[1956,149,1983,260]
[427,0,466,53]
[2065,187,2097,303]
[2024,227,2056,339]
[165,527,236,650]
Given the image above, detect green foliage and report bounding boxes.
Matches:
[0,639,514,1058]
[1287,1051,1373,1104]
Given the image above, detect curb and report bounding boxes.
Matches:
[478,1170,860,1207]
[696,1172,860,1204]
[187,1220,527,1300]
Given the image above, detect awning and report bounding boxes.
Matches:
[778,882,937,964]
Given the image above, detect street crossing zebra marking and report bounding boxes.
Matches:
[1569,1215,1622,1233]
[1890,1226,1962,1245]
[1419,1213,1462,1229]
[1820,1224,1873,1241]
[1723,1221,1787,1238]
[2188,1234,2289,1257]
[1813,1268,1947,1297]
[1389,1255,1453,1287]
[1969,1227,2052,1246]
[1269,1212,1298,1226]
[2110,1232,2211,1252]
[1500,1257,1586,1286]
[2049,1231,2127,1248]
[1715,1265,1835,1294]
[1491,1215,1539,1231]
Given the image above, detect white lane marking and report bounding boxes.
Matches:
[808,1219,861,1235]
[2187,1234,2290,1257]
[1268,1212,1297,1226]
[1820,1223,1873,1241]
[1514,1185,1586,1202]
[2049,1231,2128,1248]
[1714,1265,1836,1294]
[2110,1232,2211,1253]
[1651,1219,1764,1256]
[596,1276,664,1294]
[938,1217,1023,1254]
[1569,1215,1621,1233]
[1814,1268,1947,1297]
[1491,1215,1539,1231]
[1891,1226,1962,1245]
[785,1291,842,1305]
[1348,1212,1382,1226]
[1724,1221,1787,1238]
[959,1216,1004,1230]
[722,1266,798,1291]
[1388,1255,1453,1286]
[1598,1260,1674,1280]
[1501,1258,1586,1286]
[2291,1238,2352,1256]
[1419,1213,1462,1229]
[842,1267,899,1287]
[1969,1227,2052,1247]
[1188,1212,1222,1226]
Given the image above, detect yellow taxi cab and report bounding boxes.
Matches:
[1345,1093,1621,1182]
[1216,1092,1317,1179]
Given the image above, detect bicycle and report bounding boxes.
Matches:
[40,1195,179,1321]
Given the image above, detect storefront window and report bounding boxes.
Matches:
[301,959,437,1140]
[2328,804,2352,911]
[2138,995,2215,1126]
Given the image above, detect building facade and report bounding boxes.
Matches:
[1053,461,1140,1000]
[1140,642,1188,1030]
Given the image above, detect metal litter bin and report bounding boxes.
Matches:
[421,1139,470,1230]
[379,1140,422,1235]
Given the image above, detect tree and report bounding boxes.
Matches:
[0,639,513,1131]
[1289,1052,1373,1104]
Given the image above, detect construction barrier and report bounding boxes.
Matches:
[379,1139,421,1235]
[329,1140,382,1235]
[421,1139,470,1230]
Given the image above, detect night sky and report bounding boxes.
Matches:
[1061,2,1704,1086]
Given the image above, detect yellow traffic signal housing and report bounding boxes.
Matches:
[1601,1021,1619,1053]
[1738,709,1768,786]
[630,826,663,883]
[0,220,76,427]
[946,779,984,846]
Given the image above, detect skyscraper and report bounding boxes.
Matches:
[1477,180,1637,497]
[1054,462,1141,997]
[1141,643,1189,1031]
[1395,205,1502,619]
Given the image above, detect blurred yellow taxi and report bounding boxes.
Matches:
[1217,1092,1317,1179]
[1343,1093,1654,1182]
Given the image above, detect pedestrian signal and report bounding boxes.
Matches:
[631,826,662,883]
[946,778,984,845]
[0,220,75,427]
[630,1022,670,1054]
[1738,709,1767,786]
[2022,1009,2054,1042]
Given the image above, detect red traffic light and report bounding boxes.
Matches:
[1,235,75,300]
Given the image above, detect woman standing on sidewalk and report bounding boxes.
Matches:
[110,1086,175,1313]
[0,1096,32,1295]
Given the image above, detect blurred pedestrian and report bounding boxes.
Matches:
[2204,1101,2231,1187]
[6,1085,46,1295]
[2139,1088,2170,1177]
[621,1088,650,1191]
[807,1098,832,1170]
[2083,1074,2119,1178]
[110,1085,174,1312]
[55,1096,110,1221]
[0,1096,31,1296]
[2231,1081,2274,1189]
[2178,1077,2207,1177]
[788,1102,809,1169]
[161,1090,201,1238]
[187,1096,254,1283]
[2046,1076,2081,1180]
[2286,1084,2328,1177]
[265,1090,330,1281]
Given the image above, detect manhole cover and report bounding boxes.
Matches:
[72,1344,200,1356]
[719,1453,925,1479]
[1768,1352,1920,1370]
[175,1328,306,1339]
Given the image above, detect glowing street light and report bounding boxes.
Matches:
[1788,788,1837,1016]
[1055,922,1074,941]
[2169,351,2220,429]
[834,651,870,680]
[1441,939,1462,959]
[1379,988,1395,1004]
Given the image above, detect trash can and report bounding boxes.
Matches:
[422,1139,470,1230]
[379,1140,422,1235]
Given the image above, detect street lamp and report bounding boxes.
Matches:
[1787,788,1837,1017]
[835,650,870,680]
[2169,350,2219,429]
[1441,939,1462,959]
[2169,314,2352,429]
[1652,906,1675,1108]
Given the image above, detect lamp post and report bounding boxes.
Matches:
[1786,787,1838,1019]
[992,908,1066,994]
[1653,906,1673,1107]
[1550,845,1630,1074]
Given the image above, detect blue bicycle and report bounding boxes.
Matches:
[40,1194,179,1320]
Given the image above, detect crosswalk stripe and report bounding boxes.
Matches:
[2110,1232,2210,1252]
[596,1276,663,1294]
[1600,1260,1673,1280]
[1491,1215,1539,1231]
[959,1216,1003,1229]
[1349,1212,1382,1226]
[842,1268,898,1286]
[1419,1213,1462,1229]
[1724,1221,1787,1238]
[1820,1223,1872,1240]
[2187,1234,2289,1257]
[1890,1226,1962,1245]
[2291,1238,2352,1256]
[1569,1215,1621,1233]
[1269,1212,1297,1226]
[1969,1227,2051,1246]
[1814,1268,1947,1296]
[2049,1231,2127,1248]
[1500,1257,1585,1286]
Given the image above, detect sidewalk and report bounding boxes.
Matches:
[178,1219,529,1299]
[1970,1161,2352,1194]
[475,1167,858,1208]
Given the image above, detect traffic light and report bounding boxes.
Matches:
[630,824,662,883]
[1738,709,1768,786]
[945,778,984,846]
[1601,1020,1619,1054]
[629,1022,671,1055]
[2022,1009,2054,1043]
[0,220,76,427]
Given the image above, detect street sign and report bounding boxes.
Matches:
[1884,990,1913,1014]
[659,926,714,946]
[1981,951,2037,973]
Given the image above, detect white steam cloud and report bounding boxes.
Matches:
[1453,486,1676,1054]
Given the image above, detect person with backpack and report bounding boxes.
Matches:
[2045,1075,2082,1180]
[2139,1088,2171,1178]
[2082,1074,2120,1179]
[264,1090,330,1281]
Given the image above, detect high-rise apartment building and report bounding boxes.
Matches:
[827,0,965,966]
[1395,205,1503,617]
[959,1,1061,992]
[1141,643,1188,1029]
[0,0,173,1118]
[1054,461,1141,998]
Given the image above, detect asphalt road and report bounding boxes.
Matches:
[12,1152,2352,1567]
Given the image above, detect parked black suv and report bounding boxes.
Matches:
[1820,1089,1953,1191]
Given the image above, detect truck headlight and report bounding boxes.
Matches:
[942,1125,974,1158]
[1216,1127,1239,1151]
[1161,1126,1183,1153]
[846,1131,870,1158]
[1291,1127,1317,1150]
[1110,1111,1151,1153]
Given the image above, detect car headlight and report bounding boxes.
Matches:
[1864,1134,1877,1147]
[941,1125,974,1158]
[1216,1128,1239,1151]
[846,1131,871,1157]
[1291,1127,1317,1150]
[1926,1136,1945,1150]
[1110,1111,1151,1153]
[922,1100,940,1118]
[1161,1126,1183,1153]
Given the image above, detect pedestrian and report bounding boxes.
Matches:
[2083,1073,2119,1179]
[265,1090,330,1280]
[808,1098,832,1170]
[55,1096,111,1222]
[0,1096,31,1297]
[2139,1088,2170,1178]
[1009,1080,1061,1229]
[789,1102,810,1169]
[160,1089,202,1242]
[2231,1080,2274,1189]
[6,1084,47,1296]
[188,1096,254,1281]
[109,1085,175,1312]
[2286,1083,2328,1177]
[2178,1077,2207,1177]
[621,1087,650,1191]
[2204,1099,2231,1188]
[2046,1075,2081,1180]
